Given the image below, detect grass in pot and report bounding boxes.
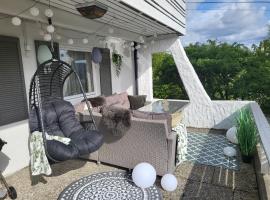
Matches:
[236,108,258,163]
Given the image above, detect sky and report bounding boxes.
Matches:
[181,0,270,47]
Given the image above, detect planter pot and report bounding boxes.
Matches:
[241,155,253,163]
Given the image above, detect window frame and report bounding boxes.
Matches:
[59,47,96,102]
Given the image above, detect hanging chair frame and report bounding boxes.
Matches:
[29,59,97,163]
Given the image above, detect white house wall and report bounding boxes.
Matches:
[0,19,135,176]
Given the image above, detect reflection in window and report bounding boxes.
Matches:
[60,49,94,96]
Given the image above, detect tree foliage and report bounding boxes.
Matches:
[152,39,270,115]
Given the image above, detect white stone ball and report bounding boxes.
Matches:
[223,146,236,157]
[30,7,40,16]
[46,25,55,33]
[82,38,89,44]
[132,162,156,189]
[11,17,21,26]
[43,33,52,41]
[161,174,178,192]
[226,126,238,144]
[45,8,54,18]
[67,39,74,45]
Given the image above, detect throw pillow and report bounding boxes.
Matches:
[128,95,147,110]
[83,96,106,107]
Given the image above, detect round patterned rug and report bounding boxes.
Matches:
[58,171,163,200]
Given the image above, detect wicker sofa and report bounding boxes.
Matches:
[78,93,177,176]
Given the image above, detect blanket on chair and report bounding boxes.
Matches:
[101,106,131,136]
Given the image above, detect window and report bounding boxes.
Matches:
[60,49,94,97]
[0,36,28,126]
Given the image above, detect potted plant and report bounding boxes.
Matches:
[236,108,258,163]
[112,52,123,77]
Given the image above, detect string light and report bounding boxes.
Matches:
[67,38,74,45]
[45,8,54,18]
[82,38,89,44]
[44,33,52,41]
[46,24,55,33]
[30,7,40,17]
[11,17,22,26]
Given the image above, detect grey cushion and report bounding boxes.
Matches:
[132,110,172,131]
[84,96,106,107]
[128,95,147,110]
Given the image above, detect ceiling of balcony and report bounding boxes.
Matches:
[38,0,181,37]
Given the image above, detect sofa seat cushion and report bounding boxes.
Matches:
[132,110,172,131]
[128,95,147,110]
[105,92,130,109]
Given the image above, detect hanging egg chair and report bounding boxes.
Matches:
[29,59,103,163]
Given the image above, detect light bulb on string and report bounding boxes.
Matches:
[44,33,52,41]
[45,8,54,17]
[56,34,61,40]
[30,7,40,16]
[11,17,21,26]
[68,38,74,45]
[47,24,55,33]
[82,38,89,44]
[130,42,135,47]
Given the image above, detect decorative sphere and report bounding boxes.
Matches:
[43,33,52,41]
[82,38,89,44]
[46,25,55,33]
[135,44,141,50]
[132,162,156,189]
[223,146,236,157]
[67,39,74,45]
[11,17,21,26]
[108,27,114,34]
[161,174,178,192]
[130,42,135,47]
[45,8,54,18]
[226,126,238,144]
[131,47,135,51]
[30,7,40,16]
[92,47,102,63]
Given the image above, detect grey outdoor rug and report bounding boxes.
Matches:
[58,171,162,200]
[186,132,240,170]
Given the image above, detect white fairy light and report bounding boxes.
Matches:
[108,27,114,34]
[46,25,55,33]
[135,44,141,50]
[56,34,61,40]
[11,17,21,26]
[45,8,54,18]
[30,7,40,16]
[39,30,45,36]
[82,38,89,44]
[44,33,52,41]
[67,38,74,45]
[139,36,144,43]
[130,42,135,47]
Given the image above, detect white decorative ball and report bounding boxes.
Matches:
[223,146,236,157]
[30,7,40,16]
[46,25,55,33]
[161,174,178,192]
[130,42,135,47]
[11,17,21,26]
[226,126,238,144]
[43,33,52,41]
[67,39,74,45]
[82,38,89,44]
[108,27,114,34]
[135,45,141,50]
[45,8,54,18]
[132,162,156,189]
